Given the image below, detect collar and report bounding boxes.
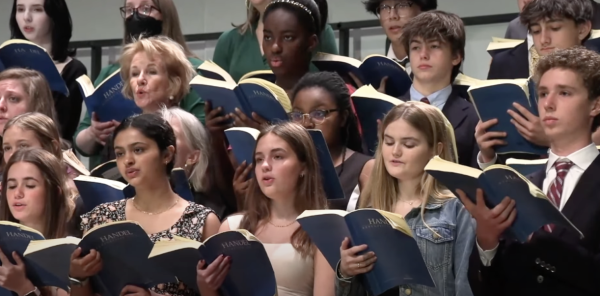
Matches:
[527,32,533,50]
[387,44,408,61]
[409,84,453,108]
[546,143,599,173]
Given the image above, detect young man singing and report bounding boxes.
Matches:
[399,10,479,168]
[464,46,600,296]
[478,0,594,165]
[363,0,437,70]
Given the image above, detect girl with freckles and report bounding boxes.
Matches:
[335,102,475,296]
[70,114,220,296]
[0,148,77,296]
[196,122,334,296]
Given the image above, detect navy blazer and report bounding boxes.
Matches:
[400,89,480,168]
[487,41,529,80]
[468,154,600,296]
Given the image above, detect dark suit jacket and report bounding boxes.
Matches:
[487,41,529,80]
[468,154,600,296]
[400,89,480,168]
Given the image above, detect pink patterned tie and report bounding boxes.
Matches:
[545,159,573,232]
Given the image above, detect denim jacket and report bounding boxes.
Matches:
[335,197,475,296]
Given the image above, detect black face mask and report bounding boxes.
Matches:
[125,11,163,41]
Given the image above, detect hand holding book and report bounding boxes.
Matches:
[69,247,102,281]
[507,102,549,147]
[455,188,517,250]
[475,118,507,163]
[196,255,231,296]
[229,108,268,130]
[0,247,35,296]
[339,237,377,277]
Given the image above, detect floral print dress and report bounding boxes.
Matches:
[80,199,214,296]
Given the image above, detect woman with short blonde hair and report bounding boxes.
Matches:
[120,36,195,108]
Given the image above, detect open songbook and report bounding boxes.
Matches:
[63,149,91,176]
[307,129,346,201]
[224,127,260,167]
[350,85,404,155]
[73,175,127,212]
[76,70,142,123]
[0,222,78,292]
[197,60,275,82]
[189,75,291,124]
[486,37,525,57]
[467,77,547,155]
[425,156,583,242]
[312,52,412,97]
[0,39,68,96]
[297,209,435,296]
[505,158,548,176]
[149,230,277,296]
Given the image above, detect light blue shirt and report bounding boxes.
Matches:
[409,84,453,110]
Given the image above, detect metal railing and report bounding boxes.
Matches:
[69,12,519,81]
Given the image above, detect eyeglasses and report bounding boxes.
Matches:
[288,109,338,125]
[119,4,160,18]
[376,1,414,18]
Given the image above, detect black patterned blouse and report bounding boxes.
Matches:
[80,199,214,296]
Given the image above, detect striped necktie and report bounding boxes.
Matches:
[544,159,573,232]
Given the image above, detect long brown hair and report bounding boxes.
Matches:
[0,148,72,239]
[359,102,457,216]
[240,122,327,258]
[122,0,196,57]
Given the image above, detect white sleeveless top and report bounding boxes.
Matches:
[227,214,314,296]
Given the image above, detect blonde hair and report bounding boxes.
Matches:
[122,0,196,57]
[358,102,458,232]
[120,36,196,105]
[235,1,260,34]
[0,69,58,124]
[3,112,62,160]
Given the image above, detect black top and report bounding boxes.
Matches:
[67,195,85,238]
[55,58,88,142]
[329,152,372,210]
[193,188,236,221]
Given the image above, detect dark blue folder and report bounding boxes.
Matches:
[308,130,345,200]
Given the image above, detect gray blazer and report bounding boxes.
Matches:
[504,17,527,40]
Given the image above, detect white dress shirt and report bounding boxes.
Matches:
[476,143,599,266]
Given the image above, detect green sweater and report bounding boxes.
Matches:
[74,57,205,169]
[213,24,338,82]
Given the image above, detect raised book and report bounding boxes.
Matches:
[224,127,260,167]
[0,222,78,292]
[486,37,525,57]
[77,221,176,296]
[350,85,404,155]
[307,130,345,201]
[312,52,412,98]
[73,175,127,212]
[467,78,547,155]
[297,209,434,296]
[189,75,291,124]
[63,149,91,176]
[76,70,142,123]
[149,230,277,296]
[0,39,68,96]
[424,156,583,242]
[90,159,125,182]
[197,60,275,83]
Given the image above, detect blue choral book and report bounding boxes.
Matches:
[0,39,68,96]
[149,230,277,296]
[76,221,176,296]
[297,209,435,296]
[76,70,141,123]
[0,222,79,292]
[73,175,127,212]
[224,127,260,168]
[425,156,583,242]
[468,78,547,155]
[189,74,291,124]
[350,85,404,155]
[308,129,345,201]
[486,37,525,57]
[312,53,412,98]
